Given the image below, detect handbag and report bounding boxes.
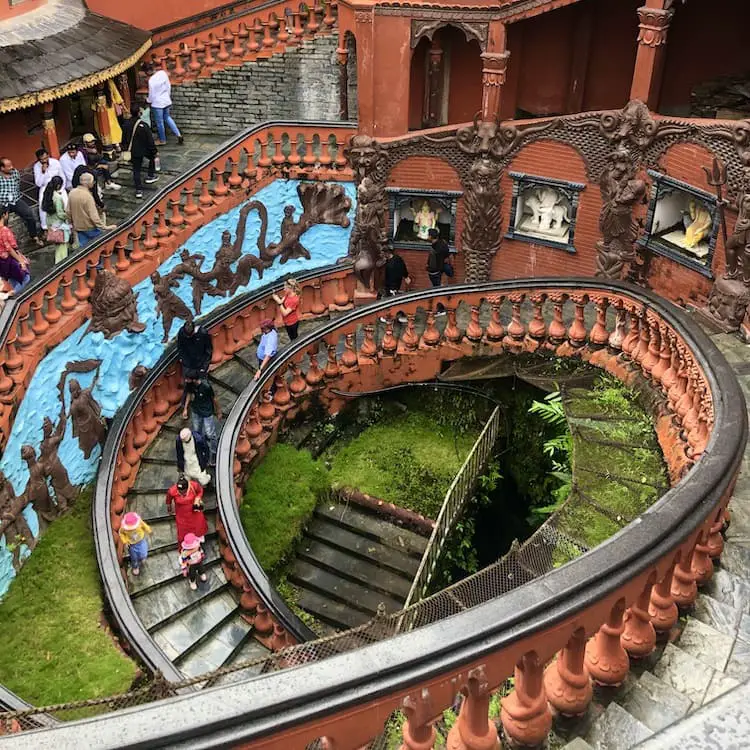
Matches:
[120,120,140,163]
[46,227,65,243]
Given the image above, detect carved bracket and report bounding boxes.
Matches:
[410,19,488,51]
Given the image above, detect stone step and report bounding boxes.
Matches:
[719,539,750,580]
[211,357,252,394]
[209,633,272,686]
[151,589,239,662]
[304,518,419,580]
[702,567,750,613]
[314,502,429,559]
[176,613,255,679]
[617,671,692,733]
[289,559,404,617]
[691,591,744,638]
[675,617,735,672]
[132,565,228,631]
[561,740,595,750]
[584,702,653,750]
[294,586,372,631]
[650,643,716,705]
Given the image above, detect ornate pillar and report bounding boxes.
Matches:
[94,85,115,157]
[337,46,349,121]
[630,2,675,108]
[118,73,132,116]
[481,52,510,122]
[425,38,443,128]
[41,102,60,158]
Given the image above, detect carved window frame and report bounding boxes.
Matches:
[505,173,585,254]
[641,170,720,279]
[386,187,462,252]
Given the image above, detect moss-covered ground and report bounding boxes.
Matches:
[0,488,138,706]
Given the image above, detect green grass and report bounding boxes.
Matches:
[0,488,138,707]
[326,411,478,519]
[240,444,330,572]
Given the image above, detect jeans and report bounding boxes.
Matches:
[187,560,205,583]
[428,271,443,287]
[132,155,156,191]
[10,272,30,293]
[7,199,39,239]
[77,228,102,248]
[191,413,218,463]
[129,538,149,568]
[152,106,181,143]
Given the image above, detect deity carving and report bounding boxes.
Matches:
[151,270,194,343]
[725,192,750,284]
[345,135,389,296]
[461,157,503,283]
[40,412,77,512]
[520,186,571,238]
[412,201,437,240]
[454,113,558,159]
[86,269,146,338]
[0,471,34,569]
[595,146,647,280]
[20,445,55,523]
[57,359,106,460]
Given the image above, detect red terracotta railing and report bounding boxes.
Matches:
[24,278,739,746]
[147,0,338,83]
[0,121,354,455]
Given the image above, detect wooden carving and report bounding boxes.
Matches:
[462,156,503,283]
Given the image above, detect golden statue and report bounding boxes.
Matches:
[413,201,437,241]
[684,200,712,248]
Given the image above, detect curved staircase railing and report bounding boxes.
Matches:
[61,275,745,748]
[0,119,354,452]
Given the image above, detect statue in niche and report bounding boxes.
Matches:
[0,471,34,569]
[39,412,77,512]
[521,186,570,237]
[85,269,146,339]
[412,201,437,240]
[151,270,194,343]
[56,359,106,460]
[20,445,55,523]
[682,200,713,249]
[462,157,503,283]
[596,146,647,280]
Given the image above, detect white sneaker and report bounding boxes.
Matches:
[144,176,159,184]
[199,573,207,582]
[105,181,122,191]
[189,580,197,590]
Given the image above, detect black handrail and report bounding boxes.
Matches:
[0,686,56,730]
[14,278,744,748]
[0,119,355,348]
[92,263,349,680]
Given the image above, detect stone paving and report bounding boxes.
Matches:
[16,133,227,281]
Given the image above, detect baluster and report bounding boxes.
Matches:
[621,579,656,658]
[188,45,201,73]
[448,666,498,750]
[44,291,61,325]
[419,311,440,347]
[381,319,398,355]
[258,390,276,423]
[401,690,436,750]
[307,0,321,33]
[228,157,243,188]
[151,380,170,418]
[690,526,714,584]
[607,302,626,352]
[650,323,670,383]
[641,315,660,375]
[245,404,264,442]
[334,135,348,169]
[567,294,587,348]
[668,342,689,411]
[324,343,340,379]
[333,277,350,308]
[168,198,185,229]
[114,241,129,272]
[660,332,679,392]
[262,20,274,49]
[543,628,592,717]
[203,34,217,69]
[5,338,23,372]
[183,186,200,223]
[291,12,303,41]
[585,598,629,686]
[0,351,14,394]
[526,293,546,344]
[278,13,290,44]
[199,178,213,206]
[231,30,244,59]
[323,0,335,27]
[400,314,419,350]
[217,35,230,62]
[271,132,285,168]
[288,137,302,169]
[310,282,326,315]
[670,545,698,608]
[547,293,566,346]
[620,306,640,359]
[359,324,377,359]
[302,138,316,168]
[128,231,145,263]
[317,136,332,169]
[273,369,291,407]
[649,563,679,634]
[74,266,91,301]
[173,45,187,79]
[464,305,483,343]
[589,295,609,347]
[60,275,77,313]
[502,651,552,747]
[289,361,307,394]
[236,427,252,463]
[155,209,170,239]
[633,311,650,365]
[214,169,229,197]
[503,295,525,352]
[248,21,261,54]
[444,308,461,344]
[707,502,726,559]
[341,333,358,368]
[142,220,158,252]
[305,347,324,386]
[30,298,49,337]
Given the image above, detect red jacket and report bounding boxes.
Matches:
[166,480,208,544]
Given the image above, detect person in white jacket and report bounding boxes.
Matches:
[145,62,184,146]
[59,142,87,190]
[33,147,63,231]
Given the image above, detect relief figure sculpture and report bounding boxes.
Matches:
[21,445,55,523]
[85,269,146,339]
[40,412,77,512]
[0,471,34,569]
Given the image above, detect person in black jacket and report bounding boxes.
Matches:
[383,243,411,296]
[121,103,159,199]
[177,320,213,378]
[426,228,450,287]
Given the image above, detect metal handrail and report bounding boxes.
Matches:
[404,406,502,608]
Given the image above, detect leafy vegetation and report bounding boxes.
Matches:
[0,488,138,706]
[326,410,478,519]
[240,444,331,572]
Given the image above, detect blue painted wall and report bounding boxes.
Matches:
[0,179,356,598]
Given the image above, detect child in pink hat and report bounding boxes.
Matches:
[118,511,152,576]
[179,532,207,590]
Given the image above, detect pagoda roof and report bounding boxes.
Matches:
[0,5,151,113]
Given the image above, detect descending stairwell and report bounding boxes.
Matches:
[288,501,430,632]
[122,316,332,678]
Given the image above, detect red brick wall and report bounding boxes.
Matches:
[493,140,599,279]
